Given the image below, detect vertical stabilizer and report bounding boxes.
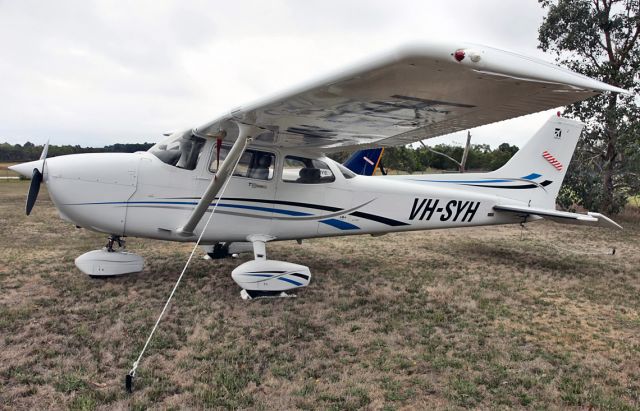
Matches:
[489,115,584,208]
[344,148,385,176]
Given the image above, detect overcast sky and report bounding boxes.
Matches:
[0,0,559,149]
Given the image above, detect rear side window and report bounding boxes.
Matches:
[282,156,335,184]
[210,146,275,180]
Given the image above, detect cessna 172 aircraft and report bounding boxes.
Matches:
[10,42,627,299]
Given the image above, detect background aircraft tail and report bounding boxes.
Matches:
[343,148,384,176]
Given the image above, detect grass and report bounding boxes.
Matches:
[1,179,639,409]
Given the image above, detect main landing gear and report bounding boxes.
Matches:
[201,242,254,260]
[75,234,144,277]
[229,235,312,300]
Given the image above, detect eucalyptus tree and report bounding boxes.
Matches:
[539,0,639,213]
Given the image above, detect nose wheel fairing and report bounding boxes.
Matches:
[75,235,144,277]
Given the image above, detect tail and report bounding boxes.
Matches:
[403,115,584,209]
[486,115,584,208]
[343,148,384,176]
[400,115,621,229]
[489,116,621,229]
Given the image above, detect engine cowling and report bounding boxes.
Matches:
[231,260,311,291]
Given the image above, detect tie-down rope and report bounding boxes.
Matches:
[126,137,248,392]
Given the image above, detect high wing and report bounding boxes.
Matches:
[193,42,628,151]
[494,204,623,230]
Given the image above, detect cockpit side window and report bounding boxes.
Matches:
[149,131,206,171]
[209,146,275,180]
[282,156,335,184]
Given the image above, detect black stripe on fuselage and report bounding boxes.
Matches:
[461,180,552,189]
[164,197,409,226]
[167,197,341,212]
[349,211,409,226]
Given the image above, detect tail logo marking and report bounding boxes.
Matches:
[554,128,562,139]
[542,150,563,171]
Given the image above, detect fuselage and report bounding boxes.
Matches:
[38,139,523,244]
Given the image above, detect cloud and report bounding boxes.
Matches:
[0,0,553,147]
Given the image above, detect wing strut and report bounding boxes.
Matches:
[177,123,252,236]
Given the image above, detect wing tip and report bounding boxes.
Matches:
[392,41,629,96]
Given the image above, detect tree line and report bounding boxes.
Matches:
[380,143,519,173]
[329,143,519,173]
[2,140,518,174]
[0,142,154,162]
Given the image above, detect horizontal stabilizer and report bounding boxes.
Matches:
[494,204,622,230]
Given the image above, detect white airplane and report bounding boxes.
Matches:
[10,42,627,299]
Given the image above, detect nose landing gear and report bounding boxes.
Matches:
[75,234,144,277]
[106,235,125,252]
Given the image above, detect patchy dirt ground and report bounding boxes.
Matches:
[1,180,639,410]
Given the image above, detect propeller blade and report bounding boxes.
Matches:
[24,141,49,216]
[40,140,49,160]
[26,168,42,216]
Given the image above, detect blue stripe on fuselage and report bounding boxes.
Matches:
[65,200,361,230]
[319,218,360,230]
[410,173,542,184]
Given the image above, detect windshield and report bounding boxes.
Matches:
[149,131,206,170]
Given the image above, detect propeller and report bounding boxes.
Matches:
[25,141,49,216]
